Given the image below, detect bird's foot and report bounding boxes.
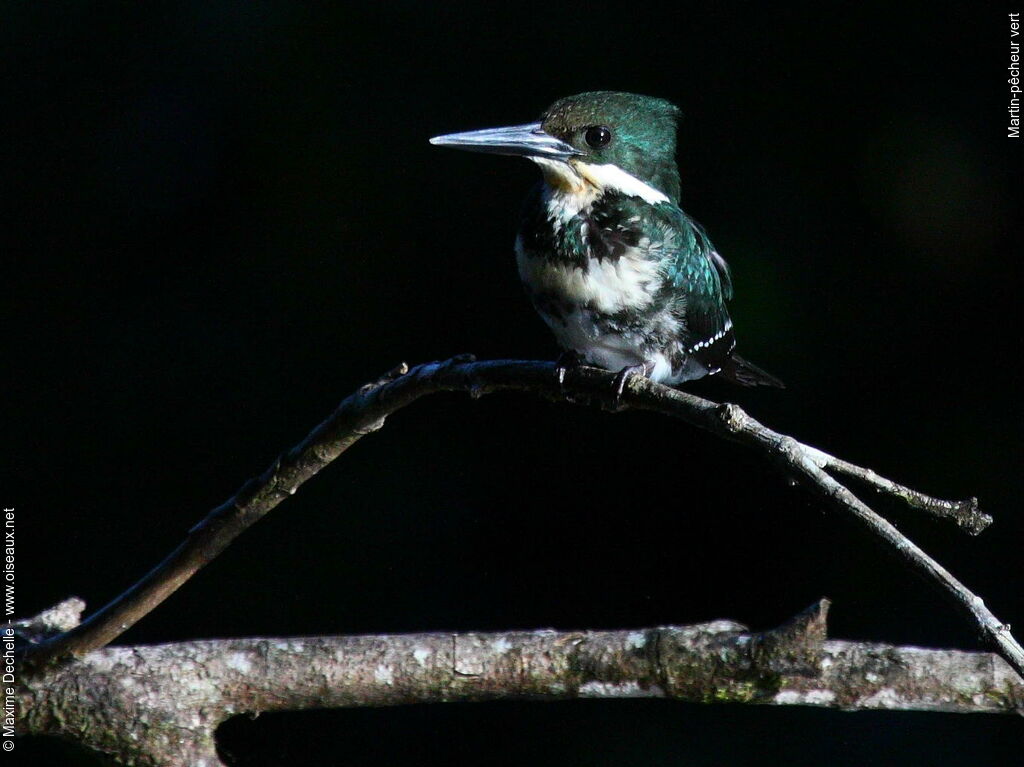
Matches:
[554,350,584,390]
[610,363,649,408]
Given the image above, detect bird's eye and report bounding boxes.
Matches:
[584,125,612,149]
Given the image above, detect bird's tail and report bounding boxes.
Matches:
[719,354,785,388]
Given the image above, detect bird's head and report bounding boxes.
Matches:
[430,91,681,205]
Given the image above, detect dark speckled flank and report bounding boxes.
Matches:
[517,183,586,268]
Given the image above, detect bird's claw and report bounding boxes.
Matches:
[611,363,648,407]
[554,350,584,390]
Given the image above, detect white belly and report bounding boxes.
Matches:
[515,239,662,314]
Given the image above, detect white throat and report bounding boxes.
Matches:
[530,157,669,230]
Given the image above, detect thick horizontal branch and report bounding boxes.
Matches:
[22,358,1017,680]
[19,600,1023,767]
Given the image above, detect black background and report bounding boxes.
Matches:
[8,2,1022,764]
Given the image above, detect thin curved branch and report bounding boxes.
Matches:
[798,445,989,534]
[18,600,1023,767]
[20,357,1019,680]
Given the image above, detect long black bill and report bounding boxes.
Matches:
[429,121,579,159]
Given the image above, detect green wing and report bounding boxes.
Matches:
[587,197,736,368]
[656,205,736,361]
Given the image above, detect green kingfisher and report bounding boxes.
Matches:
[430,91,782,390]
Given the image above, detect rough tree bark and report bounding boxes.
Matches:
[17,599,1024,766]
[13,357,1023,766]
